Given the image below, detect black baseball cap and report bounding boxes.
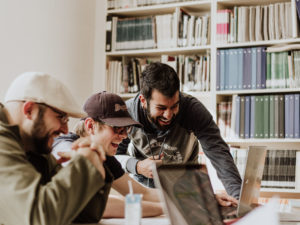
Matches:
[83,91,142,127]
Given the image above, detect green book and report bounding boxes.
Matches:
[279,94,285,138]
[276,52,283,88]
[269,95,275,138]
[274,95,279,138]
[263,95,270,138]
[254,95,264,138]
[282,52,289,88]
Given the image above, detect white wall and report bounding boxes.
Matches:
[93,0,107,92]
[0,0,99,108]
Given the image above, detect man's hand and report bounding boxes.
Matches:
[72,136,106,162]
[215,193,238,207]
[58,136,106,178]
[136,155,162,178]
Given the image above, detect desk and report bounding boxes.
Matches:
[72,215,170,225]
[73,216,300,225]
[100,215,169,225]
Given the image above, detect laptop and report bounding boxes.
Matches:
[152,146,267,225]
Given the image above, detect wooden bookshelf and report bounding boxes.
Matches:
[104,0,300,197]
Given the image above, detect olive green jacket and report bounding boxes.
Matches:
[0,103,112,225]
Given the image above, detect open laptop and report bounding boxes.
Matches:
[152,146,267,225]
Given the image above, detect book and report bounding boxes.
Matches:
[250,95,256,138]
[230,95,238,138]
[263,5,269,40]
[251,48,257,89]
[285,94,290,138]
[106,15,113,52]
[274,3,282,40]
[235,96,241,139]
[243,48,252,89]
[292,0,299,38]
[279,95,285,138]
[254,95,264,138]
[249,6,256,42]
[269,95,275,138]
[289,94,295,138]
[296,0,300,22]
[255,5,263,41]
[295,94,300,138]
[237,48,244,90]
[239,96,245,138]
[220,50,225,90]
[274,95,279,138]
[244,96,251,138]
[263,95,270,138]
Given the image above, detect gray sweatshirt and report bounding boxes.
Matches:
[116,93,241,198]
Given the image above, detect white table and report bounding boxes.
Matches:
[72,215,170,225]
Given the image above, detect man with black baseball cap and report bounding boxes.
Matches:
[53,91,163,218]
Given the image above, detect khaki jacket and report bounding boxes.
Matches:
[0,103,112,225]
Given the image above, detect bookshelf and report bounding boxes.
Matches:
[104,0,300,197]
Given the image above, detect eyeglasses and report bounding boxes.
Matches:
[112,126,132,135]
[37,103,69,124]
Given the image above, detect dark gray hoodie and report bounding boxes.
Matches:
[116,92,242,198]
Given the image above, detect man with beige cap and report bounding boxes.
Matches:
[0,72,109,225]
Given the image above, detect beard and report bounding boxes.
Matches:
[30,107,52,154]
[145,105,176,131]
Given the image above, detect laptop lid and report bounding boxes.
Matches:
[237,146,267,216]
[152,164,224,225]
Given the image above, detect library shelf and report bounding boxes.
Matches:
[217,88,300,95]
[119,91,212,99]
[216,38,300,49]
[217,0,292,7]
[260,189,300,199]
[106,45,211,57]
[108,0,211,16]
[226,139,300,143]
[105,0,300,198]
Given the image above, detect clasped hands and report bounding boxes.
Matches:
[56,136,106,178]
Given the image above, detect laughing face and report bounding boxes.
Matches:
[30,103,68,154]
[91,122,128,156]
[141,89,180,131]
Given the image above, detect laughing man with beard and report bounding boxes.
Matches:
[115,62,242,203]
[0,72,109,225]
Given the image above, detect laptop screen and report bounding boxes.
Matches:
[237,146,267,216]
[153,164,224,225]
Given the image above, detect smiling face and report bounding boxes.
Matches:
[86,119,128,156]
[30,103,69,154]
[140,89,180,130]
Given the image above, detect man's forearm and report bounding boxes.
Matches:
[103,195,163,218]
[115,155,139,174]
[142,188,160,202]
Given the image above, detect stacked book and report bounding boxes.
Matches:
[106,54,210,94]
[216,47,300,91]
[106,10,210,51]
[178,9,210,47]
[216,2,297,44]
[107,57,156,93]
[217,100,232,138]
[110,16,157,51]
[262,150,297,189]
[230,147,298,189]
[219,93,300,140]
[216,47,267,90]
[162,54,210,92]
